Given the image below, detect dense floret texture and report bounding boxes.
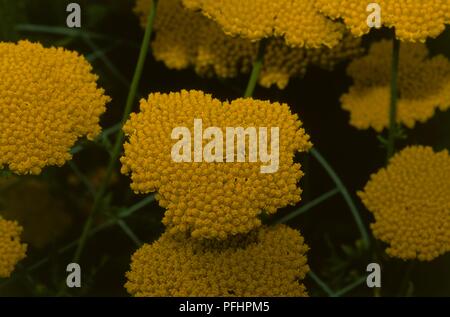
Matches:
[121,90,311,239]
[0,41,110,175]
[316,0,450,42]
[125,225,309,296]
[359,146,450,261]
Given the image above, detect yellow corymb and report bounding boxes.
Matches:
[316,0,450,42]
[135,0,363,89]
[182,0,344,48]
[125,225,309,296]
[121,90,312,239]
[341,40,450,131]
[0,41,110,175]
[359,146,450,261]
[0,217,27,278]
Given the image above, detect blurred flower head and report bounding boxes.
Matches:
[0,40,111,175]
[359,146,450,261]
[121,90,311,239]
[316,0,450,42]
[0,177,72,249]
[125,224,309,296]
[135,0,363,89]
[0,217,27,278]
[182,0,345,48]
[341,40,450,131]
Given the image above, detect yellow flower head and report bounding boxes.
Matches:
[125,224,309,296]
[182,0,344,48]
[0,177,72,249]
[135,0,363,89]
[0,217,27,278]
[359,146,450,261]
[341,40,450,131]
[315,0,450,42]
[121,90,312,239]
[0,41,111,175]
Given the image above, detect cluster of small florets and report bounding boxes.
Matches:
[359,146,450,261]
[315,0,450,42]
[341,40,450,131]
[181,0,344,48]
[0,217,27,278]
[121,90,312,239]
[125,224,309,296]
[135,0,363,89]
[0,177,72,249]
[0,41,110,175]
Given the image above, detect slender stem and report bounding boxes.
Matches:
[308,271,336,297]
[71,0,158,263]
[16,24,138,46]
[386,37,400,160]
[244,40,267,97]
[83,36,130,87]
[333,276,367,297]
[277,187,339,224]
[0,195,155,290]
[310,148,371,249]
[70,122,122,155]
[117,219,143,247]
[118,195,155,218]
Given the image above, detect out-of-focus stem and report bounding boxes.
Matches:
[386,37,400,160]
[72,0,158,263]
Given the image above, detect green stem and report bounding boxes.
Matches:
[310,148,370,249]
[277,187,339,224]
[333,276,367,297]
[16,24,137,46]
[386,37,400,160]
[244,40,267,97]
[71,122,122,155]
[0,195,155,290]
[308,270,336,297]
[71,0,158,263]
[83,36,130,88]
[117,219,143,247]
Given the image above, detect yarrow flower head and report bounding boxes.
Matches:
[135,0,363,89]
[315,0,450,42]
[182,0,344,48]
[0,177,72,249]
[359,146,450,261]
[341,40,450,131]
[121,90,312,239]
[0,41,111,175]
[125,224,309,296]
[0,217,27,278]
